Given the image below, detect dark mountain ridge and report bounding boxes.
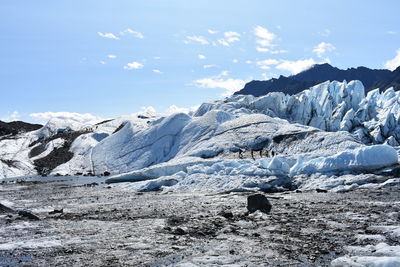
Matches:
[0,120,42,137]
[235,63,400,97]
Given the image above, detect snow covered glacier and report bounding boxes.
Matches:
[1,80,400,192]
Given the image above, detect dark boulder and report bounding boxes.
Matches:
[247,194,272,214]
[0,203,15,214]
[18,210,40,220]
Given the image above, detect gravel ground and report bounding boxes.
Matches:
[0,177,400,266]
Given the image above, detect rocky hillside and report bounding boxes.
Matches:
[235,63,400,97]
[0,121,42,137]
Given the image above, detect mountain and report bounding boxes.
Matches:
[0,120,42,137]
[1,80,400,195]
[235,63,399,97]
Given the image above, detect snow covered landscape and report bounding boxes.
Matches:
[2,1,400,265]
[2,78,400,266]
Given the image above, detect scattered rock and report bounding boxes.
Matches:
[167,216,185,226]
[49,208,63,215]
[218,210,234,219]
[316,188,328,193]
[172,227,186,235]
[0,203,15,214]
[247,194,272,214]
[18,210,40,220]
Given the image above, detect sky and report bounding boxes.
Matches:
[1,0,400,124]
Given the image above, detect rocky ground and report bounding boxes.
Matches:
[0,177,400,266]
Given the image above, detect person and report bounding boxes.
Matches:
[264,150,270,158]
[238,149,244,159]
[271,150,275,157]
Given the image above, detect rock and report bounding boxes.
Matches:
[316,188,328,193]
[172,227,186,235]
[103,171,111,176]
[219,210,234,219]
[49,208,63,215]
[0,203,15,214]
[18,210,40,220]
[247,194,272,214]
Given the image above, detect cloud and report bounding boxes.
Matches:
[120,28,144,39]
[217,31,241,47]
[203,64,218,69]
[318,29,331,37]
[224,31,240,42]
[194,71,246,96]
[313,42,336,58]
[1,111,20,122]
[107,54,117,59]
[245,60,252,64]
[387,31,397,35]
[154,56,161,60]
[256,59,280,70]
[198,54,206,60]
[276,58,317,74]
[384,48,400,71]
[29,112,103,124]
[152,69,163,74]
[217,39,230,47]
[185,35,209,45]
[100,61,106,65]
[97,32,119,40]
[253,25,276,48]
[232,59,239,63]
[256,47,288,54]
[207,29,218,34]
[166,105,199,115]
[123,61,144,70]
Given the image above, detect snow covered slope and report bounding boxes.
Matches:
[0,80,399,194]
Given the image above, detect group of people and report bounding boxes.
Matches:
[238,148,276,160]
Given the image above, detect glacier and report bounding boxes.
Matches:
[1,80,400,193]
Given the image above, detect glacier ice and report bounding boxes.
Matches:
[1,79,400,194]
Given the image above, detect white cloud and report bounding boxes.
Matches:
[29,112,103,124]
[276,58,317,74]
[253,25,276,48]
[313,42,336,58]
[97,32,119,40]
[207,29,218,34]
[123,61,144,70]
[107,54,117,59]
[120,28,144,39]
[387,31,397,35]
[166,105,199,115]
[203,64,218,69]
[185,35,209,45]
[318,29,331,37]
[198,54,206,60]
[217,39,230,47]
[224,31,240,43]
[154,56,161,60]
[100,61,106,65]
[152,69,163,74]
[384,48,400,71]
[232,59,239,63]
[245,60,252,64]
[1,111,20,122]
[256,59,280,70]
[217,31,241,47]
[256,47,287,54]
[194,71,246,96]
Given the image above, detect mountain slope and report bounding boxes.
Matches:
[235,63,398,97]
[0,121,42,137]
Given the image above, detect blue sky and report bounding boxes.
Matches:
[1,0,399,123]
